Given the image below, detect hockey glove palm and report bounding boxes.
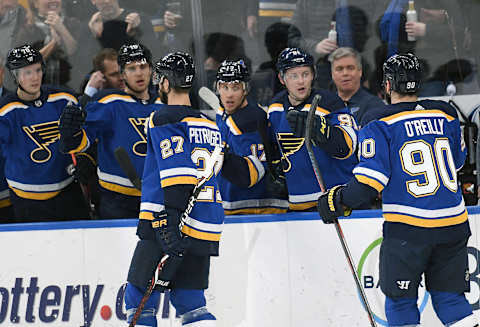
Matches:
[317,185,352,224]
[286,110,330,145]
[59,104,86,137]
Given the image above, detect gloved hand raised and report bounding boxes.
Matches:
[317,185,352,224]
[286,109,330,145]
[59,103,86,138]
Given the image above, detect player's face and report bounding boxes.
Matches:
[280,66,313,104]
[16,63,43,94]
[331,56,362,96]
[122,61,151,93]
[34,0,62,16]
[217,81,247,114]
[103,59,124,89]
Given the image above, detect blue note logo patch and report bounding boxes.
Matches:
[23,121,60,163]
[276,132,304,172]
[129,117,148,156]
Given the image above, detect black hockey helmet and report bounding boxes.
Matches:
[117,43,152,72]
[154,52,195,88]
[276,47,314,75]
[382,53,421,94]
[216,60,250,83]
[6,44,43,72]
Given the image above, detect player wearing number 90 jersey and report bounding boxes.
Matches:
[317,53,476,327]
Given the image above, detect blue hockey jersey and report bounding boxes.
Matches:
[72,89,163,197]
[0,86,77,200]
[355,100,467,228]
[268,89,358,210]
[216,102,289,215]
[140,106,225,243]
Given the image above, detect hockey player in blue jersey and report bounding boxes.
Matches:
[215,59,289,214]
[0,45,89,221]
[124,52,260,327]
[268,47,358,211]
[59,43,163,219]
[318,53,477,327]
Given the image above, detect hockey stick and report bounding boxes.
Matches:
[305,95,377,327]
[129,145,222,327]
[69,153,98,219]
[114,147,142,191]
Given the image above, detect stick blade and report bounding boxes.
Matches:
[114,146,142,190]
[199,86,220,111]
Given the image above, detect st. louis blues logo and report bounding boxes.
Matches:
[277,132,304,172]
[129,117,148,156]
[23,121,60,163]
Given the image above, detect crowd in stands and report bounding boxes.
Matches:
[0,0,478,223]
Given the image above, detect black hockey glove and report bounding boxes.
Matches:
[66,152,97,185]
[152,209,190,291]
[265,159,288,199]
[59,104,87,153]
[59,104,86,137]
[286,110,330,145]
[152,209,190,257]
[317,185,352,224]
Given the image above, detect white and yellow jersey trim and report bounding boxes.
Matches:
[98,94,137,104]
[222,198,289,215]
[353,167,389,192]
[159,167,198,188]
[383,199,468,228]
[380,109,455,125]
[288,191,322,211]
[97,168,141,196]
[0,102,28,116]
[47,92,78,104]
[7,176,74,200]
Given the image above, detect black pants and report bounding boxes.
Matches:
[10,182,90,222]
[98,188,140,219]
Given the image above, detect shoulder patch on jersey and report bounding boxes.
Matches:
[98,94,136,104]
[380,109,455,125]
[300,104,330,116]
[47,92,78,104]
[268,103,284,117]
[0,102,28,116]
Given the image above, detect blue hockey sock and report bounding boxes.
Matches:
[124,283,160,327]
[385,296,420,326]
[430,291,473,326]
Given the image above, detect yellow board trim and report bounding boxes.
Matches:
[161,176,198,188]
[10,187,60,200]
[181,225,221,241]
[245,157,258,187]
[384,210,468,228]
[0,198,11,208]
[289,201,317,211]
[355,175,384,192]
[225,207,287,215]
[99,180,141,196]
[259,9,294,17]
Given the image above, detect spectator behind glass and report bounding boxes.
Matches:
[0,0,30,60]
[79,48,125,106]
[289,1,373,89]
[250,22,300,106]
[162,0,258,53]
[328,47,385,127]
[376,0,469,96]
[13,0,82,88]
[87,0,156,52]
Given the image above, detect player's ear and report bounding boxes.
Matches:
[278,72,285,86]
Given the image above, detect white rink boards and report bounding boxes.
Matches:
[1,207,480,326]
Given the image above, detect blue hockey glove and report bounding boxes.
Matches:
[286,110,330,145]
[317,185,352,224]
